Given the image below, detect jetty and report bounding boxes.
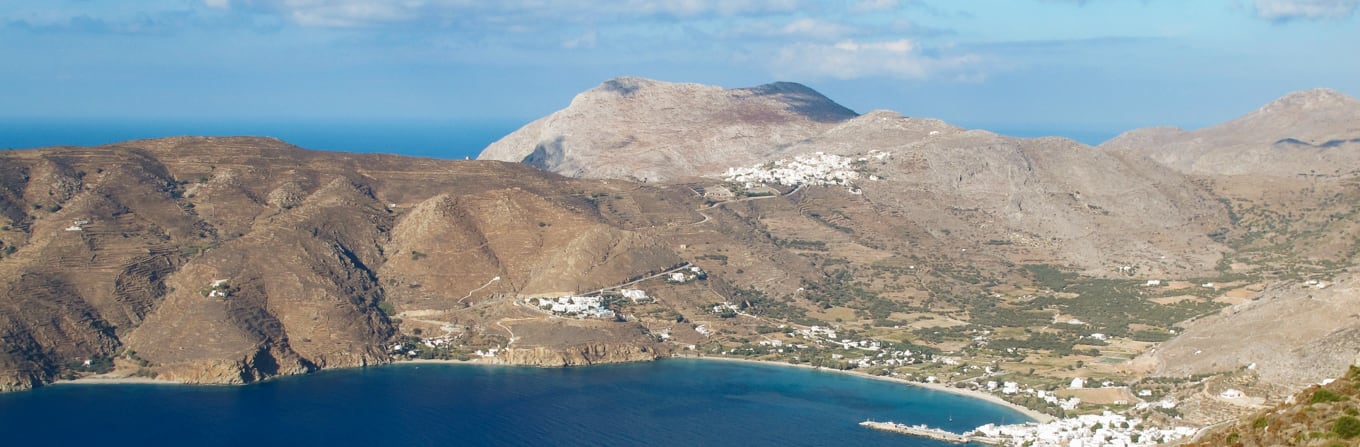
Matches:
[859,420,971,444]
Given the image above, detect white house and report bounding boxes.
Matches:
[1070,377,1086,389]
[620,288,650,303]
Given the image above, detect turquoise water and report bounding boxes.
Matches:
[0,359,1029,446]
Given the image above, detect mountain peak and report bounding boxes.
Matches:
[480,78,857,180]
[593,77,663,96]
[1255,88,1359,115]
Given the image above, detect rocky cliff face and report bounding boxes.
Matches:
[478,77,857,181]
[499,343,665,367]
[1102,88,1360,176]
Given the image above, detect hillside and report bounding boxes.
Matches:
[1102,88,1360,177]
[1187,364,1360,446]
[0,137,694,389]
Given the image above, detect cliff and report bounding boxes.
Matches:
[499,343,666,367]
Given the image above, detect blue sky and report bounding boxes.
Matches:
[2,0,1358,138]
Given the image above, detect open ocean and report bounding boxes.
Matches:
[1,119,1117,159]
[0,118,524,160]
[0,360,1030,446]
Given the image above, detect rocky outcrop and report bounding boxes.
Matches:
[153,346,316,385]
[498,343,666,367]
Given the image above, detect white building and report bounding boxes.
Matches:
[620,288,650,303]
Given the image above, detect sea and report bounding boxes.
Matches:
[0,118,524,160]
[0,118,1117,159]
[0,359,1031,446]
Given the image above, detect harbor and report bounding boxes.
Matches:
[858,420,982,444]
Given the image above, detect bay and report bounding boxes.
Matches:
[0,359,1030,446]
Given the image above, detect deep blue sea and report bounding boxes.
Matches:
[0,118,525,160]
[1,119,1118,160]
[0,359,1030,446]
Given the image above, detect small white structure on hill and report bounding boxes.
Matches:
[620,288,650,303]
[1069,377,1085,389]
[207,279,231,298]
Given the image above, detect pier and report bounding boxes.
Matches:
[859,420,971,444]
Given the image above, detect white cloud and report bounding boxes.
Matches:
[1253,0,1359,20]
[719,17,860,41]
[617,0,802,17]
[561,29,597,49]
[249,0,805,28]
[780,18,856,39]
[277,0,424,27]
[850,0,899,12]
[772,38,984,80]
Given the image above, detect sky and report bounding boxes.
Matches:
[2,0,1358,141]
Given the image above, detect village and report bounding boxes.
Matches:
[864,411,1197,447]
[719,150,891,193]
[968,410,1199,446]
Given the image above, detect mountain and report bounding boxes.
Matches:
[478,77,858,181]
[473,78,1360,428]
[0,137,691,390]
[1102,88,1360,176]
[486,79,1231,276]
[772,110,1228,276]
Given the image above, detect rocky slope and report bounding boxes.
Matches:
[478,77,857,181]
[1102,88,1360,177]
[1187,364,1360,446]
[0,137,693,390]
[775,110,1228,276]
[1152,272,1360,392]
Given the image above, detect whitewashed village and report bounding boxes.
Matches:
[719,150,891,194]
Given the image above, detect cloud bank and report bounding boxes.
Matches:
[1254,0,1359,20]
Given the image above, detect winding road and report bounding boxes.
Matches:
[457,275,501,303]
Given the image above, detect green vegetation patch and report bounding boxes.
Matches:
[1313,388,1346,403]
[1333,416,1360,439]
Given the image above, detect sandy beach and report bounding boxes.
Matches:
[679,355,1056,423]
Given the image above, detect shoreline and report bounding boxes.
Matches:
[52,375,180,386]
[679,355,1055,423]
[36,355,1054,423]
